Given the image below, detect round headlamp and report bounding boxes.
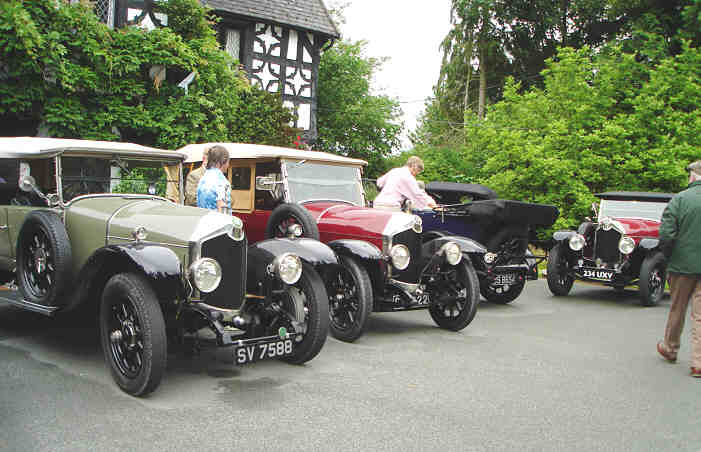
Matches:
[190,258,222,293]
[569,234,586,251]
[442,242,462,266]
[289,223,303,237]
[229,216,245,241]
[274,253,302,284]
[484,252,497,264]
[618,236,635,255]
[390,244,410,270]
[412,215,423,233]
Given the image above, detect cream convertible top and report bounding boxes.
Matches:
[179,142,368,166]
[0,137,185,160]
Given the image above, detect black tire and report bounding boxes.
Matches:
[278,263,329,364]
[546,243,574,296]
[639,252,666,307]
[16,210,72,306]
[265,203,320,240]
[428,260,480,331]
[327,255,373,342]
[99,273,167,396]
[480,226,528,304]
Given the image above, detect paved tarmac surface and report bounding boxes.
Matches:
[1,280,700,452]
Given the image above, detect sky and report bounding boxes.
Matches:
[337,0,453,150]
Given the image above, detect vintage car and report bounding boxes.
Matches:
[414,182,559,304]
[0,137,335,396]
[178,143,482,343]
[546,191,674,306]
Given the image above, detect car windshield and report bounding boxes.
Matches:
[599,199,668,222]
[283,160,364,205]
[60,155,181,202]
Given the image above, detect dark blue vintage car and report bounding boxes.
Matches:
[413,182,559,304]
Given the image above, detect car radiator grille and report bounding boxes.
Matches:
[594,228,621,264]
[391,229,421,283]
[201,234,247,310]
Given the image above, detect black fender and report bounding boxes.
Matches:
[423,235,487,257]
[639,238,661,253]
[553,230,577,242]
[65,244,183,312]
[247,238,338,292]
[328,239,385,290]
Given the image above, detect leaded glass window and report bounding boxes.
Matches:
[225,29,241,62]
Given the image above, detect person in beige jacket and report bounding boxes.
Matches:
[184,148,208,206]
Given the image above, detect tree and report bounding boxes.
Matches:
[0,0,296,148]
[315,39,403,178]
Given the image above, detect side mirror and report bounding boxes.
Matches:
[591,202,598,219]
[255,175,276,191]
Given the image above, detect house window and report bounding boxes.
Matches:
[94,0,115,28]
[225,29,242,62]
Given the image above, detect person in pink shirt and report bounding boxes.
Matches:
[374,156,437,211]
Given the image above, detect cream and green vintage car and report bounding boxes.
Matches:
[0,138,335,396]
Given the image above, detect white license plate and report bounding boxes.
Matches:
[582,268,614,281]
[235,339,293,365]
[494,273,516,286]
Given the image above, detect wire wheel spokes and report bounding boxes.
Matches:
[274,285,309,343]
[329,268,359,331]
[108,300,145,378]
[434,268,467,319]
[556,255,572,286]
[23,229,55,297]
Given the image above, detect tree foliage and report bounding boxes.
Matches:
[315,39,403,178]
[0,0,297,148]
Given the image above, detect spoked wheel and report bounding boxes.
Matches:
[100,273,167,396]
[639,252,666,307]
[16,211,71,306]
[546,243,574,296]
[273,263,329,364]
[265,203,320,240]
[327,255,372,342]
[427,261,479,331]
[481,233,528,304]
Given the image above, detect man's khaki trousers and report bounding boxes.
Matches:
[663,273,701,368]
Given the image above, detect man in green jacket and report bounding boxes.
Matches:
[657,160,701,377]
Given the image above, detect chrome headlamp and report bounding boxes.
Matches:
[190,258,222,293]
[618,236,635,255]
[273,253,302,284]
[442,241,462,266]
[132,226,148,242]
[569,233,586,251]
[390,244,410,270]
[229,216,245,241]
[289,223,303,237]
[412,215,423,233]
[484,252,497,264]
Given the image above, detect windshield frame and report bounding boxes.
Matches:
[56,153,183,204]
[598,198,668,222]
[281,159,366,206]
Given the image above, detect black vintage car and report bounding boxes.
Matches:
[546,191,673,306]
[415,182,559,304]
[0,138,336,396]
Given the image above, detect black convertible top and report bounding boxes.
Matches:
[425,182,498,203]
[596,191,675,202]
[443,199,560,227]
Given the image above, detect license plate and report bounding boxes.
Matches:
[234,339,293,365]
[582,268,614,281]
[494,273,516,286]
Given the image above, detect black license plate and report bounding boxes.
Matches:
[494,273,517,286]
[581,268,614,281]
[234,339,293,365]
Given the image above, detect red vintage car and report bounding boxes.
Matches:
[179,143,483,342]
[547,191,674,306]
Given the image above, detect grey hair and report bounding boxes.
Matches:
[406,156,424,171]
[686,161,701,176]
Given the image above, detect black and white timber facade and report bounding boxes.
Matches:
[89,0,339,142]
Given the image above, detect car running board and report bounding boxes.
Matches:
[0,290,59,316]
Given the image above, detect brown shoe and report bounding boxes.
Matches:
[691,368,701,378]
[657,341,677,363]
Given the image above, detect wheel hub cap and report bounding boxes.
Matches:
[33,248,47,274]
